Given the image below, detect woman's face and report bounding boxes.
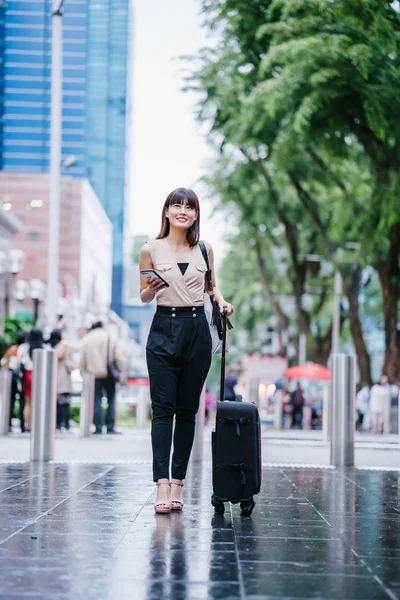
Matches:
[165,200,197,231]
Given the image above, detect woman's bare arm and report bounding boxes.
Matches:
[206,245,234,316]
[139,244,166,304]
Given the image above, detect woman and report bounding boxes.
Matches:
[17,328,46,431]
[139,187,234,514]
[49,329,75,431]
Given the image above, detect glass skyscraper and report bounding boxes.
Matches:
[86,0,130,316]
[0,0,131,315]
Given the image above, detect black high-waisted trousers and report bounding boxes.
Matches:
[146,305,212,482]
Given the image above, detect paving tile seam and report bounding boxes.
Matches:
[0,471,55,541]
[239,559,368,565]
[341,472,400,513]
[351,549,399,600]
[0,472,45,494]
[111,484,157,556]
[0,465,116,545]
[235,536,341,541]
[266,440,400,450]
[0,519,42,547]
[1,459,400,473]
[50,460,153,464]
[242,572,378,579]
[341,471,373,499]
[373,575,400,600]
[263,462,336,469]
[229,503,247,600]
[279,469,334,530]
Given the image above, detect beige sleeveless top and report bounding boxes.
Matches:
[146,238,211,307]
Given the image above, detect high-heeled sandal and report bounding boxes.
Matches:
[154,480,171,514]
[170,480,184,511]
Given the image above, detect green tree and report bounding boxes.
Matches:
[250,0,400,377]
[186,0,399,380]
[206,152,337,365]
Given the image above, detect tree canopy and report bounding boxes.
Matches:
[186,0,400,380]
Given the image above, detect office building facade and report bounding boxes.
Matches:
[86,0,131,316]
[0,171,113,324]
[0,0,131,315]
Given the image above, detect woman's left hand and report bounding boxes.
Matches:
[218,300,234,316]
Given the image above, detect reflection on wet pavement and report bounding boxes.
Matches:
[0,462,399,599]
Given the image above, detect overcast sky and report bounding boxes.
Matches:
[128,0,227,264]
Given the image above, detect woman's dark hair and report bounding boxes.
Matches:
[49,329,62,348]
[156,188,200,247]
[16,331,28,345]
[28,328,44,358]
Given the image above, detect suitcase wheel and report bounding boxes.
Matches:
[211,494,225,515]
[240,498,255,517]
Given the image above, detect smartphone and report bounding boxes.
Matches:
[140,269,170,287]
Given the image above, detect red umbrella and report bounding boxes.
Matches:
[284,363,331,381]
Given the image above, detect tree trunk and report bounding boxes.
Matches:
[309,325,332,366]
[377,263,399,380]
[376,223,400,380]
[343,266,372,386]
[254,238,288,355]
[292,262,309,334]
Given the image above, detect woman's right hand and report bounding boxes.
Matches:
[145,276,166,294]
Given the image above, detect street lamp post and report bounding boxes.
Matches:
[331,245,359,356]
[0,250,25,332]
[30,279,47,326]
[331,269,343,355]
[46,0,64,329]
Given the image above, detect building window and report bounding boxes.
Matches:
[28,231,40,241]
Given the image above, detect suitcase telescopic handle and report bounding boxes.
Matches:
[220,307,228,401]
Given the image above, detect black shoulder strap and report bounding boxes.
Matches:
[199,241,213,293]
[199,241,209,269]
[199,241,234,335]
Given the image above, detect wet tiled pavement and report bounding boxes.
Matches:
[0,462,399,599]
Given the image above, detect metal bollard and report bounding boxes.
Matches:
[136,387,148,429]
[273,391,283,430]
[398,389,400,441]
[330,354,356,467]
[398,390,400,441]
[322,384,329,441]
[192,386,205,462]
[31,349,57,461]
[80,373,94,437]
[0,370,12,435]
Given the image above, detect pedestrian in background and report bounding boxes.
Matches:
[356,384,371,430]
[1,330,27,432]
[139,187,234,514]
[223,366,238,401]
[17,328,46,432]
[370,375,392,434]
[79,320,124,435]
[49,329,76,432]
[204,388,213,423]
[289,382,305,429]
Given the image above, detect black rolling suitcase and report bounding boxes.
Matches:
[211,309,262,516]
